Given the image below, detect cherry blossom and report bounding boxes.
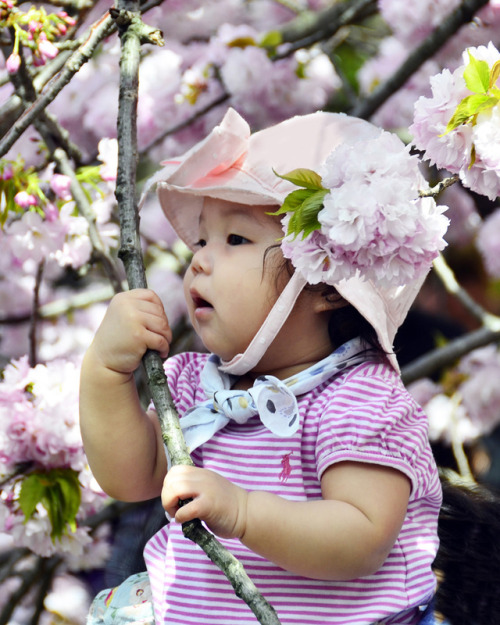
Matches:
[411,42,500,200]
[5,51,20,74]
[0,357,108,557]
[49,173,72,201]
[281,129,449,288]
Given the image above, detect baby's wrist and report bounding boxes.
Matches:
[83,345,135,382]
[233,484,250,541]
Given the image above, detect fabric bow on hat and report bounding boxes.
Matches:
[178,337,370,453]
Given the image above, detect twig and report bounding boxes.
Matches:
[273,0,303,14]
[28,556,62,625]
[419,175,459,197]
[28,261,44,368]
[273,0,377,59]
[113,5,282,623]
[0,11,115,158]
[433,254,500,330]
[449,394,474,480]
[1,43,83,164]
[3,50,122,288]
[52,147,123,292]
[401,325,500,385]
[140,92,229,154]
[351,0,490,119]
[0,556,44,625]
[114,1,195,467]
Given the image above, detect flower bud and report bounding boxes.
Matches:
[50,174,72,201]
[14,191,38,208]
[38,38,59,61]
[6,52,20,74]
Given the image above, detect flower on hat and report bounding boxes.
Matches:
[274,128,449,289]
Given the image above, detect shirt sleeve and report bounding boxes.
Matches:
[159,352,208,417]
[315,362,435,500]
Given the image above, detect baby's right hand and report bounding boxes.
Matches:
[89,289,172,375]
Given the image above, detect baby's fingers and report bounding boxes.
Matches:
[162,466,201,520]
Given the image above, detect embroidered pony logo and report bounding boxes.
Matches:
[279,452,293,483]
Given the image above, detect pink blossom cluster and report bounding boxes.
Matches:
[378,0,462,47]
[408,344,500,445]
[0,357,108,558]
[3,206,102,275]
[361,1,500,130]
[3,3,77,74]
[379,0,500,54]
[0,356,85,472]
[358,37,441,130]
[410,43,500,201]
[215,25,339,128]
[40,19,338,164]
[281,129,449,288]
[1,163,119,276]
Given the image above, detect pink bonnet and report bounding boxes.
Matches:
[145,108,437,374]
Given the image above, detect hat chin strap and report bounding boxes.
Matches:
[218,271,308,376]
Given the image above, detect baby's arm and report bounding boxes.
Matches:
[162,461,410,581]
[79,289,172,502]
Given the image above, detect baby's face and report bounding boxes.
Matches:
[183,198,284,362]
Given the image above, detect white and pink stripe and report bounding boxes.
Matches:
[144,353,441,625]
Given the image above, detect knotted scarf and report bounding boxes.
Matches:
[180,337,371,452]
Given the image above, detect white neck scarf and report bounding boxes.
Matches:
[180,337,371,453]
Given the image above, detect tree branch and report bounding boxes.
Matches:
[0,11,115,158]
[139,92,230,155]
[433,254,500,330]
[52,147,124,292]
[28,261,44,367]
[401,326,500,385]
[113,5,282,623]
[350,0,490,119]
[273,0,377,59]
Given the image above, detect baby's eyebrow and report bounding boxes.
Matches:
[199,205,278,228]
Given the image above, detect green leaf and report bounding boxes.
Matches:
[18,474,46,521]
[489,60,500,89]
[56,470,81,533]
[332,41,368,92]
[270,188,314,215]
[463,51,490,93]
[43,486,65,539]
[259,30,282,49]
[298,189,328,238]
[281,188,328,239]
[274,168,324,190]
[17,468,81,541]
[443,94,498,134]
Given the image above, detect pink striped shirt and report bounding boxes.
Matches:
[144,352,441,625]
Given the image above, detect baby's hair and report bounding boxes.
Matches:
[436,474,500,625]
[263,244,388,360]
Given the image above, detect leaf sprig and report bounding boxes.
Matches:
[444,51,500,134]
[270,168,328,239]
[18,468,81,540]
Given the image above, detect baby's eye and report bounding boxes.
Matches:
[227,234,250,246]
[194,238,207,248]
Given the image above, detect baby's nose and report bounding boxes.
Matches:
[191,247,211,274]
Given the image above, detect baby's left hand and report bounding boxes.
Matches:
[162,465,248,540]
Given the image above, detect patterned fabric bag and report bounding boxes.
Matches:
[87,571,154,625]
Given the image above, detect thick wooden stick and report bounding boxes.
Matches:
[113,5,282,623]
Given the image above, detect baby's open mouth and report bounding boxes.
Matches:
[193,295,213,309]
